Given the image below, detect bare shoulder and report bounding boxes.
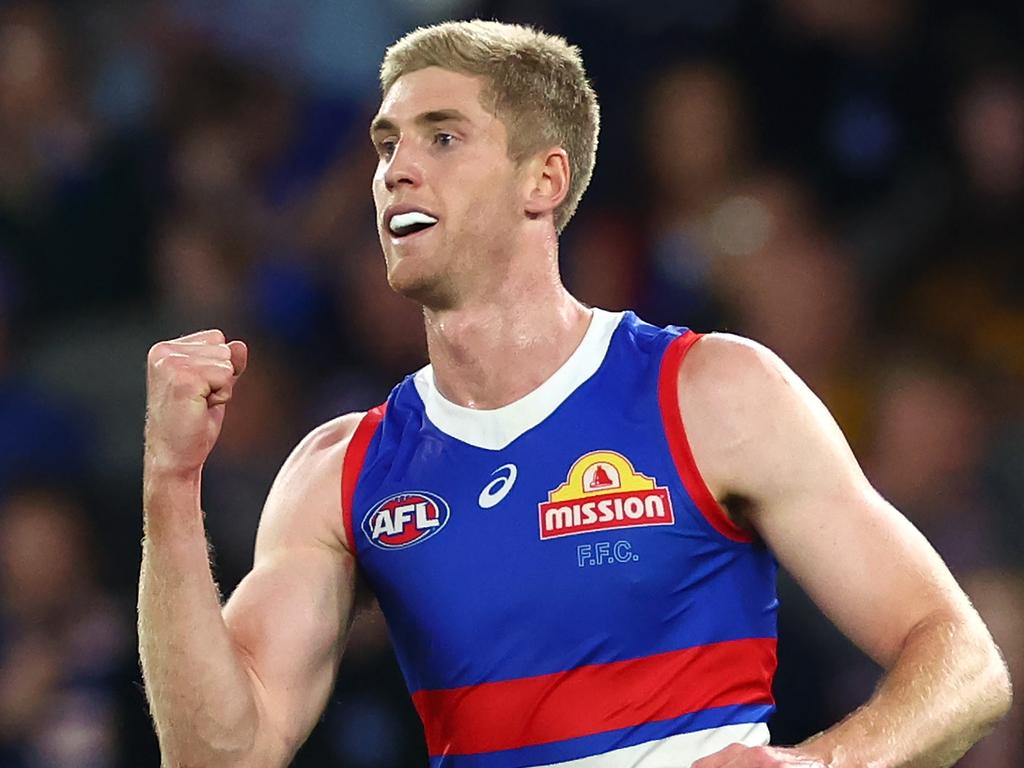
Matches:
[677,332,792,407]
[676,332,847,502]
[255,412,367,557]
[280,412,365,479]
[676,332,801,454]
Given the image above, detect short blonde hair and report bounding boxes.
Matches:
[380,20,600,234]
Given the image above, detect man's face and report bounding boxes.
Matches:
[371,67,523,306]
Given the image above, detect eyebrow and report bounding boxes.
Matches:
[370,109,471,137]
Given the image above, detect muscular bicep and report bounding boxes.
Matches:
[681,336,971,668]
[223,543,355,756]
[221,414,362,759]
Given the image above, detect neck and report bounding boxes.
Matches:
[423,270,592,410]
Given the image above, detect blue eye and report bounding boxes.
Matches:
[435,133,456,148]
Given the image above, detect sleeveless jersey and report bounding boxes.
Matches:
[342,309,779,768]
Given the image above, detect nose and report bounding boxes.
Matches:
[382,141,423,192]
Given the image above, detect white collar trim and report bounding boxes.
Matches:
[413,309,623,450]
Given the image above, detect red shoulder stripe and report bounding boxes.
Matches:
[658,332,754,543]
[341,404,387,559]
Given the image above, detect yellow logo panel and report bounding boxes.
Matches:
[548,451,657,500]
[539,450,674,540]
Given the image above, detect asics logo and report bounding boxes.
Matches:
[478,464,518,509]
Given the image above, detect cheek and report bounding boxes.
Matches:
[450,195,504,243]
[463,169,519,221]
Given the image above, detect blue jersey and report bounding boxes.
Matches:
[342,310,779,768]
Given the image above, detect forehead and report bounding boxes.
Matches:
[375,67,494,125]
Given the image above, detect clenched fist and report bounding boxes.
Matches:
[145,330,248,477]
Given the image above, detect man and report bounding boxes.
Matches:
[138,20,1011,768]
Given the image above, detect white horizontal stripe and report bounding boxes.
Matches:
[414,309,623,450]
[532,722,770,768]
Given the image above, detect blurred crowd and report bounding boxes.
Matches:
[0,0,1021,766]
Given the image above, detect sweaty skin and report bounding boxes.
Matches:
[138,65,1010,768]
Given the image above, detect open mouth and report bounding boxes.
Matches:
[389,211,438,238]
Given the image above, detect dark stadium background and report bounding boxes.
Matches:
[0,1,1021,766]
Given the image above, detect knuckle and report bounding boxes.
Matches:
[148,341,169,363]
[152,353,183,375]
[209,359,233,375]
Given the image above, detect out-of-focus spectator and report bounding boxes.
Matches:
[711,171,870,443]
[643,63,751,218]
[866,360,1001,572]
[897,62,1024,385]
[24,211,253,495]
[763,0,941,207]
[639,61,754,328]
[564,60,754,325]
[0,2,153,325]
[775,0,918,47]
[0,267,91,496]
[955,65,1024,202]
[165,0,416,102]
[0,485,145,768]
[886,59,1024,567]
[0,3,95,216]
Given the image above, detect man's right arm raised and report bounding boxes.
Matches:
[139,330,365,767]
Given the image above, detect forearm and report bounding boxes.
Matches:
[800,611,1012,768]
[138,468,266,768]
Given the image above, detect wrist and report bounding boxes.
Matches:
[143,456,204,530]
[144,448,203,486]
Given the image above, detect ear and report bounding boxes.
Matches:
[523,148,571,220]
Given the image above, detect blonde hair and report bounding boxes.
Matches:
[380,20,600,234]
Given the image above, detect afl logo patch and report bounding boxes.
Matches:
[362,491,450,550]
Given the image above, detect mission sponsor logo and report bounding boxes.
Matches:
[362,491,450,550]
[538,451,675,540]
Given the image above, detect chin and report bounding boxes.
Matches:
[386,260,432,296]
[386,265,456,309]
